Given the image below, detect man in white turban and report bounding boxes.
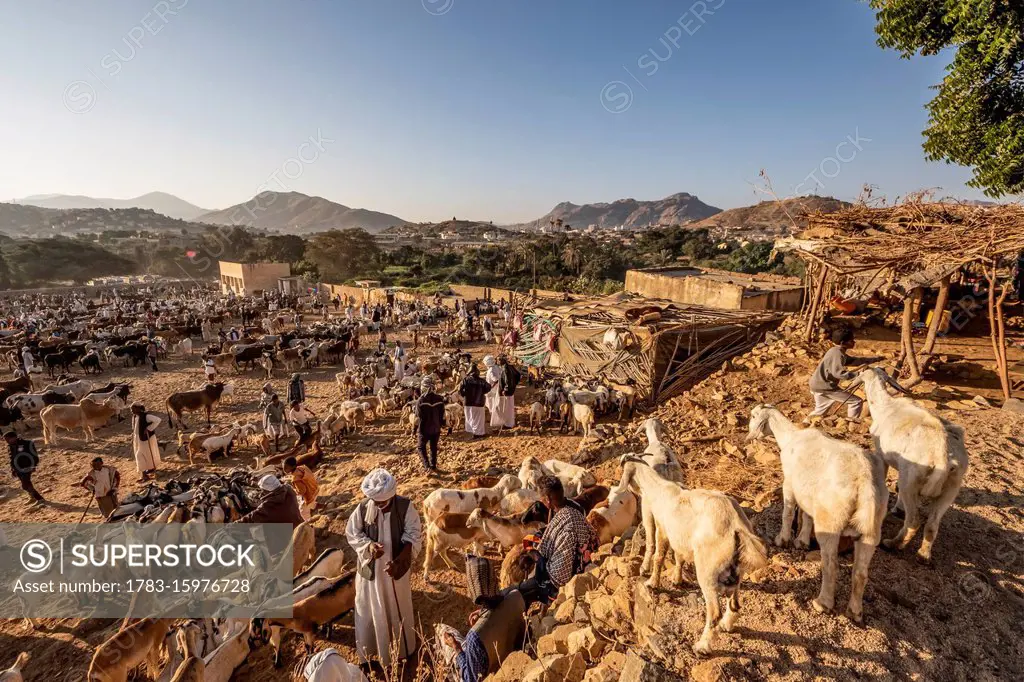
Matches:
[345,468,422,669]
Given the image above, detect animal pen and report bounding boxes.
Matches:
[514,293,784,406]
[776,202,1024,399]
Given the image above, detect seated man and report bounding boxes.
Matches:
[510,476,595,608]
[808,328,883,421]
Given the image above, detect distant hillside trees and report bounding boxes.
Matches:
[0,237,136,288]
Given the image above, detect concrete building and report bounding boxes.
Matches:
[625,267,804,312]
[218,261,291,296]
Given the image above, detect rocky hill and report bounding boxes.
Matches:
[196,192,406,234]
[511,192,722,231]
[691,196,850,239]
[14,192,209,221]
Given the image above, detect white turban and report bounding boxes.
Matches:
[259,475,282,492]
[361,468,397,524]
[483,355,496,368]
[361,468,396,502]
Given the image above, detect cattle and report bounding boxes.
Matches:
[166,383,229,428]
[41,396,125,444]
[0,375,33,396]
[42,380,94,401]
[231,344,267,372]
[79,350,102,374]
[85,382,131,400]
[6,391,76,419]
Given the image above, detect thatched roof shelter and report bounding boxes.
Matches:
[515,292,784,405]
[776,201,1024,397]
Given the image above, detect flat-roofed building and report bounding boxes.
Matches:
[218,261,291,296]
[625,266,803,312]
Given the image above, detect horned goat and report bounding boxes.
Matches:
[421,474,520,521]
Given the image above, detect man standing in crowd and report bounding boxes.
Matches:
[288,372,306,405]
[263,394,286,451]
[460,364,490,439]
[284,456,319,520]
[512,476,594,607]
[808,328,883,421]
[415,377,445,473]
[495,356,521,431]
[5,430,44,506]
[289,400,318,450]
[80,457,120,518]
[345,469,422,671]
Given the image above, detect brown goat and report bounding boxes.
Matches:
[87,618,172,682]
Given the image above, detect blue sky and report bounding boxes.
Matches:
[0,0,993,223]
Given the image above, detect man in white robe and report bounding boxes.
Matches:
[483,355,502,429]
[130,403,161,482]
[303,648,367,682]
[345,469,422,669]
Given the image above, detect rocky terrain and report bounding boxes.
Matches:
[511,193,722,232]
[196,192,407,234]
[690,196,850,240]
[0,319,1021,681]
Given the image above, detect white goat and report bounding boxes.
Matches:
[518,456,547,490]
[855,367,968,562]
[421,475,521,521]
[572,402,595,438]
[500,488,542,515]
[616,458,767,655]
[586,487,638,546]
[747,405,888,622]
[636,417,684,483]
[542,459,597,497]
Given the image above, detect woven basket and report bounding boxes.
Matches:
[465,554,497,605]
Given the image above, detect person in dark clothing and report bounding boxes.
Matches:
[5,430,44,505]
[146,338,159,371]
[460,364,490,438]
[287,373,306,405]
[237,474,304,556]
[416,378,446,473]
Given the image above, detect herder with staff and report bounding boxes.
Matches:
[807,328,884,421]
[345,469,422,671]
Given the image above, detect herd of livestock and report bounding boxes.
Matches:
[0,284,973,682]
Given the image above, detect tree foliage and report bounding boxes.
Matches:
[0,238,136,287]
[869,0,1024,196]
[305,229,381,283]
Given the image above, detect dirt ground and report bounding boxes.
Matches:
[0,321,1022,681]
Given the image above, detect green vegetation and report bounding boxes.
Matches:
[0,237,136,288]
[868,0,1024,197]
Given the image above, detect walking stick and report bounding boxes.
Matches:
[75,495,95,527]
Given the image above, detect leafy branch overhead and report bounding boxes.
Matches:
[869,0,1024,197]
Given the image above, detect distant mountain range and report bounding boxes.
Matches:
[510,192,722,231]
[691,196,851,238]
[196,192,406,234]
[14,192,209,221]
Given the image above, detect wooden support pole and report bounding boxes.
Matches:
[920,274,951,357]
[901,288,922,386]
[804,266,828,343]
[985,263,1012,400]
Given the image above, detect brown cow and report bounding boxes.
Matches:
[166,383,228,428]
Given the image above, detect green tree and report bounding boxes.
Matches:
[868,0,1024,196]
[260,234,306,263]
[305,229,380,282]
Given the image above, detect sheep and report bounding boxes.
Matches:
[421,474,520,521]
[182,427,239,465]
[500,488,542,515]
[615,457,767,655]
[467,508,543,549]
[528,401,545,434]
[87,618,172,682]
[572,402,595,438]
[587,487,638,546]
[853,367,969,563]
[747,405,888,622]
[0,653,29,682]
[635,417,684,483]
[422,512,489,580]
[249,572,356,668]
